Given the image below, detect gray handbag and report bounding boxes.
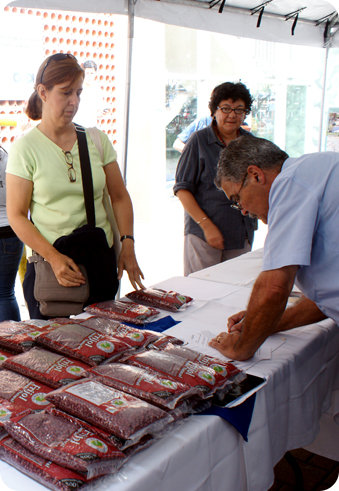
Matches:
[29,252,89,317]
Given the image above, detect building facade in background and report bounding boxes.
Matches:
[0,6,119,150]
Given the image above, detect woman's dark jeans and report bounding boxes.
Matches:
[0,236,23,321]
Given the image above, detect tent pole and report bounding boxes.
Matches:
[122,0,135,183]
[318,45,329,151]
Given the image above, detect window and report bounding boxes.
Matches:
[125,19,333,290]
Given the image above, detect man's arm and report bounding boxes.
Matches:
[209,266,298,360]
[173,137,185,153]
[228,296,326,334]
[173,118,205,153]
[274,296,326,332]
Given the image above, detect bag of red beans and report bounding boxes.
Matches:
[148,333,185,349]
[0,369,53,412]
[160,344,243,382]
[46,407,149,452]
[0,347,14,365]
[36,323,133,366]
[79,316,159,349]
[85,300,159,325]
[123,350,233,399]
[0,434,96,490]
[87,363,198,410]
[4,409,126,479]
[126,288,193,312]
[0,321,42,352]
[0,398,17,429]
[46,379,173,446]
[2,347,90,388]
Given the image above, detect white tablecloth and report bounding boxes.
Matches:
[1,251,338,491]
[189,247,265,287]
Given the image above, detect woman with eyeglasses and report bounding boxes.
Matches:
[6,53,144,319]
[174,82,258,275]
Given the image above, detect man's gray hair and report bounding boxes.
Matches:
[216,136,289,187]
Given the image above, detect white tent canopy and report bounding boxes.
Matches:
[5,0,339,173]
[136,0,339,48]
[6,0,339,47]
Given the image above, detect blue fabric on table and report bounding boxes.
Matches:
[125,315,181,332]
[201,393,256,441]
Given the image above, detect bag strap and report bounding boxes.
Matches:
[74,124,95,228]
[87,127,122,261]
[87,127,104,161]
[28,251,44,264]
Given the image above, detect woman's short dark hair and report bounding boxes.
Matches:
[208,82,253,116]
[26,53,84,121]
[216,136,289,187]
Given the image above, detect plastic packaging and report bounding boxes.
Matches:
[0,434,94,490]
[79,316,159,349]
[0,321,43,352]
[0,398,16,428]
[84,299,159,325]
[46,379,173,445]
[126,288,193,312]
[0,347,14,365]
[46,407,132,452]
[36,323,133,366]
[0,369,52,411]
[2,347,90,388]
[148,334,185,349]
[160,344,242,382]
[87,363,198,410]
[4,410,126,479]
[123,350,233,399]
[23,319,73,328]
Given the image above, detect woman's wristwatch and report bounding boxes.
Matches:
[120,235,134,242]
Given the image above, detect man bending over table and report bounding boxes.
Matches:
[209,136,339,361]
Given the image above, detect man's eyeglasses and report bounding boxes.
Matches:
[230,173,247,211]
[217,105,249,116]
[39,53,76,84]
[63,151,76,183]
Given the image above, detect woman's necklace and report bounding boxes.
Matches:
[215,126,238,146]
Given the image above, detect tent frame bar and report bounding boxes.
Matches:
[119,0,333,179]
[161,0,326,28]
[319,45,329,152]
[122,0,136,183]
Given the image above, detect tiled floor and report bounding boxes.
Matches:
[269,448,339,490]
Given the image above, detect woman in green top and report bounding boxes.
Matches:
[6,53,144,319]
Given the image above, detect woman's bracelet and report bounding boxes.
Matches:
[120,235,134,242]
[196,216,208,225]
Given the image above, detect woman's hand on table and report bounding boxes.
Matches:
[118,240,145,290]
